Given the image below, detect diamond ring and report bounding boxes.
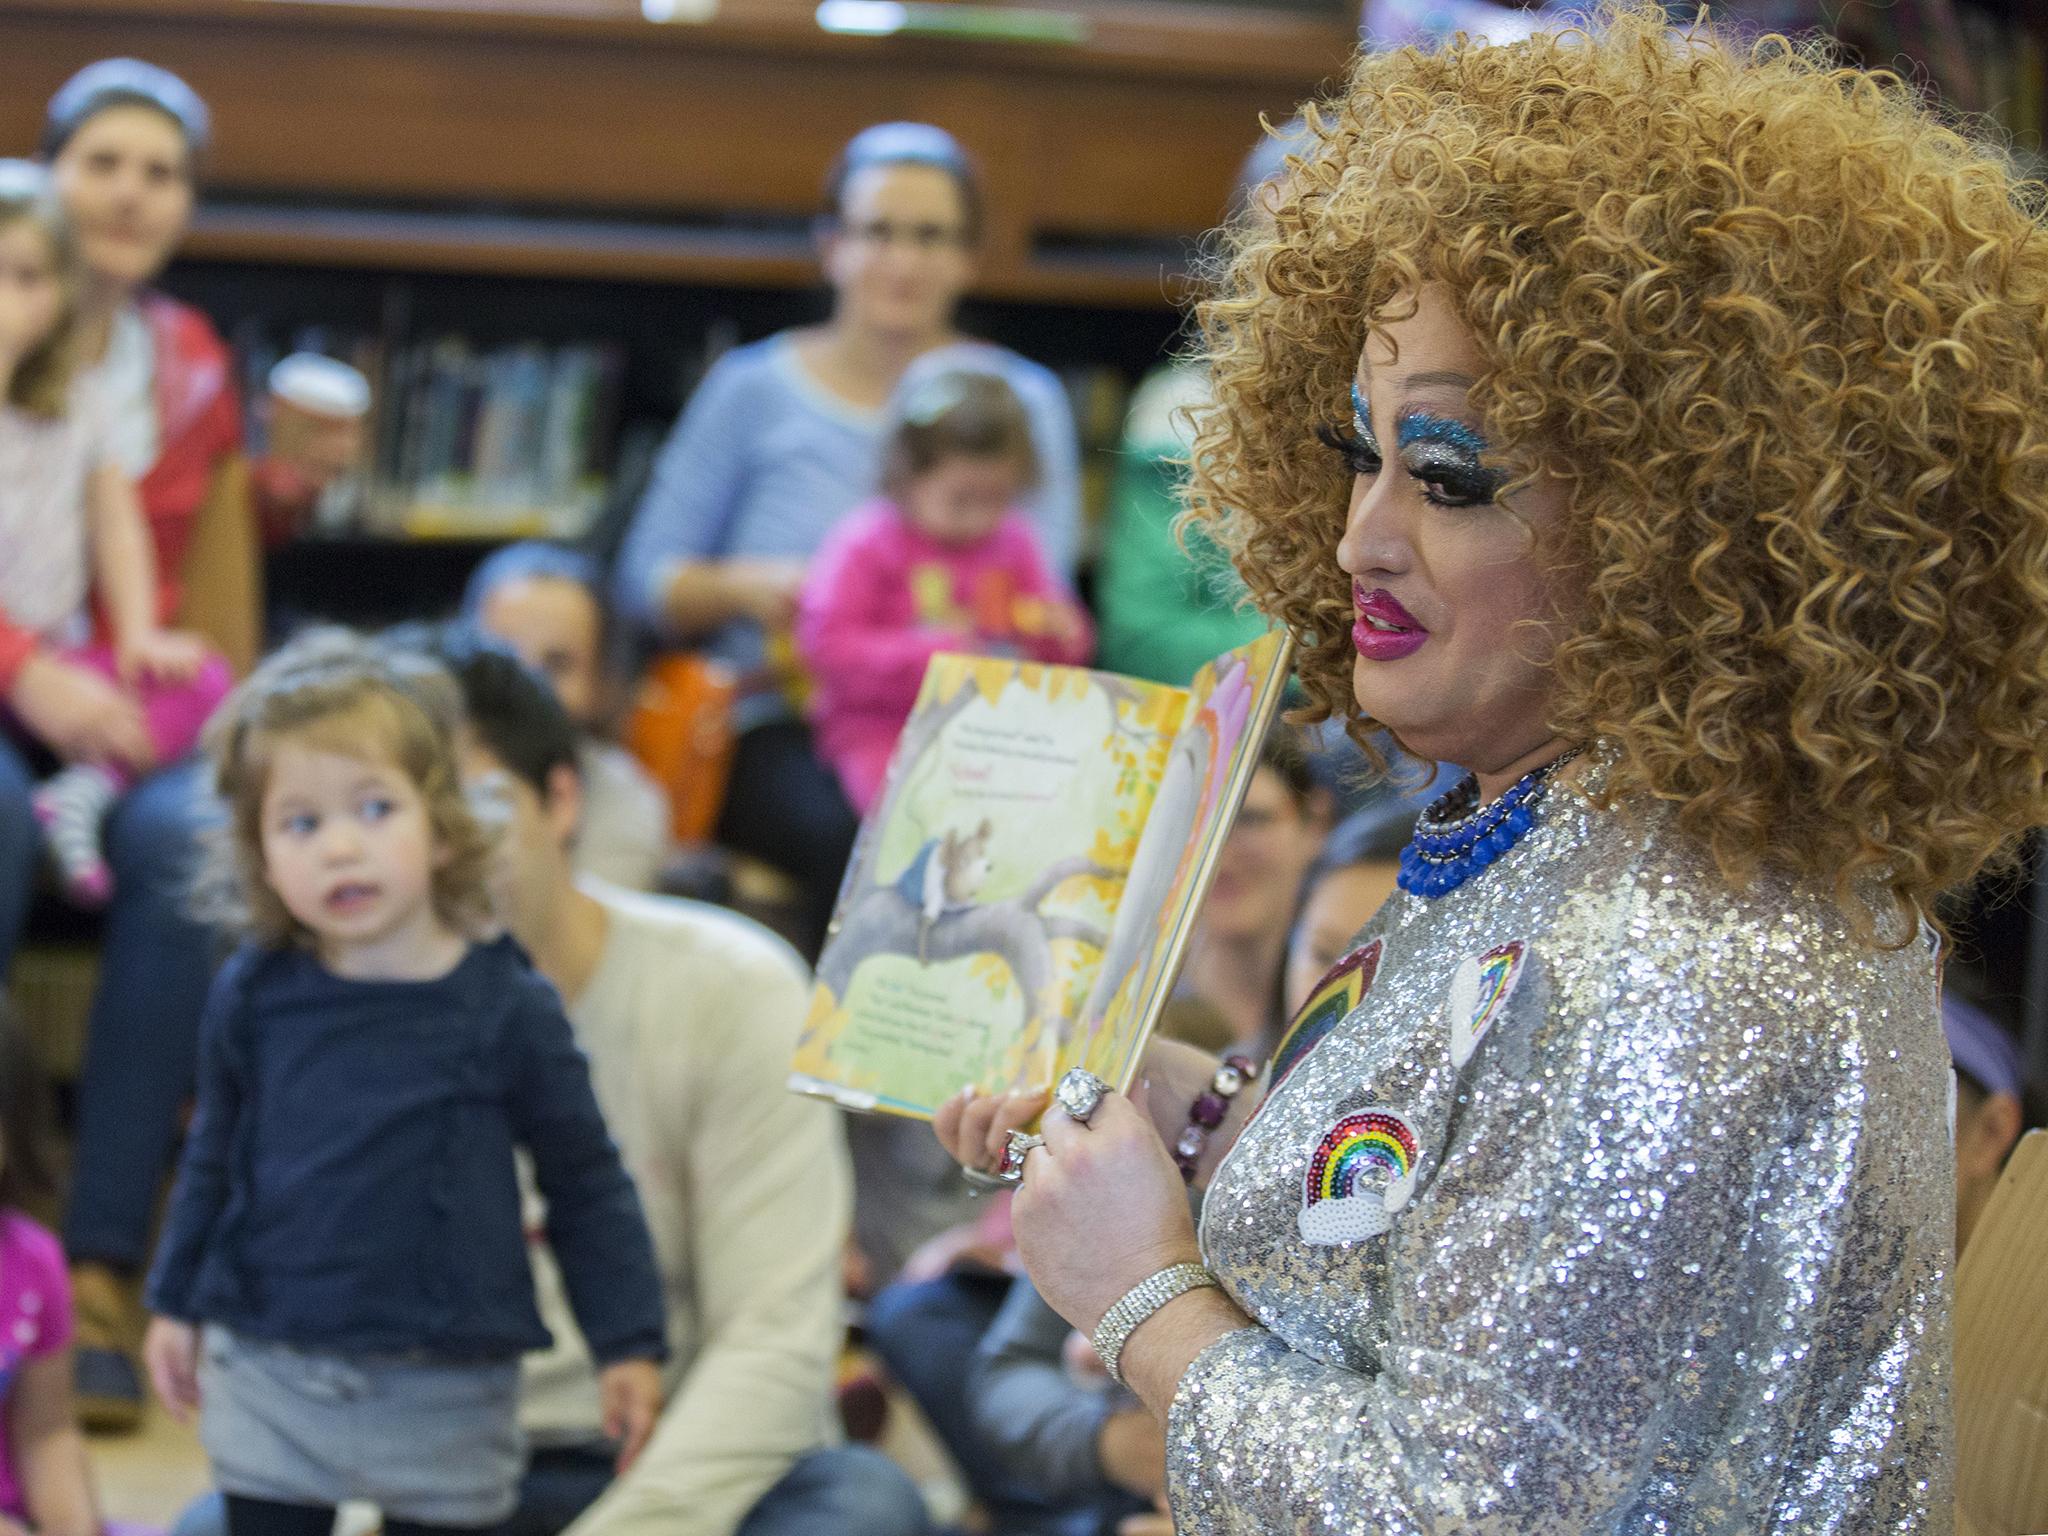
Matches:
[1055,1068,1110,1126]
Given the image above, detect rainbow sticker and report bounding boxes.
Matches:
[1447,940,1526,1069]
[1265,940,1382,1098]
[1297,1107,1421,1245]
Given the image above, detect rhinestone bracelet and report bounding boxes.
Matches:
[1172,1053,1258,1182]
[1091,1262,1220,1386]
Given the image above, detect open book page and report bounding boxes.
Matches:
[1064,628,1295,1091]
[792,653,1188,1118]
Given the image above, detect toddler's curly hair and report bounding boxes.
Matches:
[197,628,497,948]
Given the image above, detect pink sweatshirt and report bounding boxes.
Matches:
[798,499,1094,812]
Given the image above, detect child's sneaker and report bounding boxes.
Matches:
[32,764,119,907]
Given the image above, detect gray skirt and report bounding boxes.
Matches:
[198,1327,523,1527]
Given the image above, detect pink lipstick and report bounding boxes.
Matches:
[1353,585,1428,660]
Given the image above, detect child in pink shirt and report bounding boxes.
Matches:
[798,365,1093,812]
[0,1007,100,1536]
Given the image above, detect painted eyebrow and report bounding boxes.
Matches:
[1399,369,1478,390]
[1395,412,1489,454]
[1354,368,1478,391]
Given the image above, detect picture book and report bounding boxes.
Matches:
[790,628,1293,1118]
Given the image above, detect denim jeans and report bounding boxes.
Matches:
[713,720,860,960]
[0,739,42,981]
[865,1272,1126,1536]
[59,756,225,1271]
[175,1442,933,1536]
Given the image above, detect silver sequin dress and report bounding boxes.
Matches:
[1169,779,1953,1535]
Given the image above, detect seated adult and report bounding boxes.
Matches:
[1172,732,1325,1059]
[7,59,255,1430]
[614,122,1081,957]
[1280,790,1440,1012]
[176,632,929,1536]
[1945,991,2029,1256]
[462,541,669,891]
[938,7,2045,1526]
[967,1277,1167,1536]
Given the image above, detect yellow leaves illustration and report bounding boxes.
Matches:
[1089,825,1137,870]
[792,988,856,1079]
[920,653,1017,710]
[1128,686,1184,734]
[969,657,1014,706]
[967,952,1016,1000]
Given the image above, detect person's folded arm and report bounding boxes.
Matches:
[617,354,758,640]
[969,1277,1123,1504]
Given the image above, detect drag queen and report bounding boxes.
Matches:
[939,5,2048,1529]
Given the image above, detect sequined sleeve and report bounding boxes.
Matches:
[1166,875,1951,1533]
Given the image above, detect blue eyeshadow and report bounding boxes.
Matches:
[1396,412,1489,455]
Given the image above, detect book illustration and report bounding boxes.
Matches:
[896,818,995,964]
[792,632,1292,1119]
[796,655,1184,1115]
[1070,641,1269,1087]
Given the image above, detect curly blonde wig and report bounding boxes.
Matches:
[197,628,498,948]
[1190,2,2048,937]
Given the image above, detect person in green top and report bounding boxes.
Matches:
[1093,362,1264,685]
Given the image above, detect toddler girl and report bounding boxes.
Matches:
[142,628,665,1536]
[0,160,229,905]
[797,365,1093,812]
[0,1006,100,1536]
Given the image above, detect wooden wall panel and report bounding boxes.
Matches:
[0,0,1354,302]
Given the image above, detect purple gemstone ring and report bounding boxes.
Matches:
[996,1130,1045,1184]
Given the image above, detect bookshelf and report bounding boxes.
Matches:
[166,251,1185,628]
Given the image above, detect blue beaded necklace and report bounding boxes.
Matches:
[1398,748,1585,899]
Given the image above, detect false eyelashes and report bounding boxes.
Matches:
[1320,383,1508,509]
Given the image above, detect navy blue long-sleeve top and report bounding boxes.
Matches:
[146,937,667,1367]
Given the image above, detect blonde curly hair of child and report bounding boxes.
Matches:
[1189,0,2048,940]
[0,160,81,418]
[197,628,498,947]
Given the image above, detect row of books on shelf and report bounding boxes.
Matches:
[233,319,1138,545]
[378,338,623,538]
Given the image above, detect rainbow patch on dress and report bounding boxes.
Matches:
[1447,940,1526,1069]
[1266,940,1381,1097]
[1297,1107,1421,1245]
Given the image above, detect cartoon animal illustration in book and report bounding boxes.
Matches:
[893,817,996,963]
